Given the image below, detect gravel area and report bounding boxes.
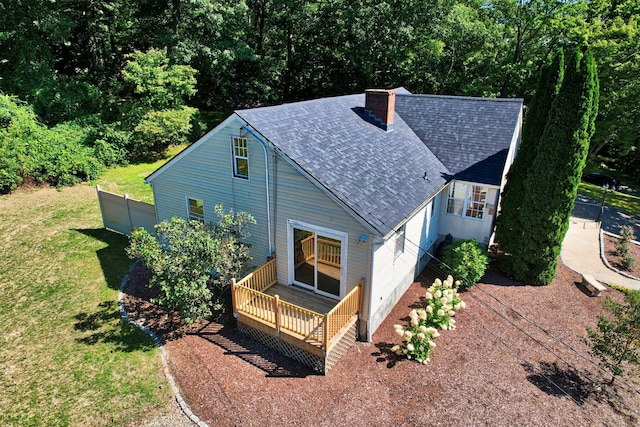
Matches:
[122,261,640,426]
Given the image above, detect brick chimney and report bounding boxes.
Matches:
[365,89,396,131]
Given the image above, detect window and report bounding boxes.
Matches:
[446,182,488,220]
[188,198,204,222]
[395,225,406,259]
[232,137,249,179]
[466,185,487,219]
[446,183,465,216]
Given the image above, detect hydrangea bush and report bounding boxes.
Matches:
[391,275,466,364]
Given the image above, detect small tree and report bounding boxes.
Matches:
[616,225,635,271]
[583,291,640,384]
[126,205,255,323]
[441,238,489,289]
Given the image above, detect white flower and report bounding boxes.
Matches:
[460,300,467,309]
[391,345,400,352]
[417,333,425,340]
[411,318,419,326]
[434,289,442,298]
[418,310,427,320]
[448,310,456,316]
[425,305,433,314]
[425,291,433,300]
[396,327,405,337]
[394,324,403,330]
[428,340,436,348]
[419,325,428,333]
[453,303,460,310]
[407,343,415,352]
[433,278,442,287]
[409,309,418,319]
[404,331,413,340]
[437,309,445,317]
[450,318,456,325]
[431,329,440,338]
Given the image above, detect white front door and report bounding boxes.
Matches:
[288,220,347,300]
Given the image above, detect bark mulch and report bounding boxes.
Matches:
[122,261,640,427]
[602,233,640,279]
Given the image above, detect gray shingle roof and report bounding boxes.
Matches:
[395,94,523,186]
[236,92,522,237]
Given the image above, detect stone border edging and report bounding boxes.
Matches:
[599,229,640,282]
[118,260,209,427]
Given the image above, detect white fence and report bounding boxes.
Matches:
[96,186,156,235]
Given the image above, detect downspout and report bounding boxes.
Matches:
[241,125,273,255]
[366,237,381,342]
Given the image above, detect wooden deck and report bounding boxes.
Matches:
[264,284,339,314]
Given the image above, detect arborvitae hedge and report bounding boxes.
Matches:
[498,47,599,285]
[496,49,564,274]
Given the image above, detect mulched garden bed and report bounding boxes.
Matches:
[602,233,640,279]
[122,261,640,426]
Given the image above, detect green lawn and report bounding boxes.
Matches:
[578,182,640,217]
[0,148,185,425]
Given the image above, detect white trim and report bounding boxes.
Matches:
[186,196,205,222]
[287,219,348,300]
[230,136,250,180]
[445,181,493,221]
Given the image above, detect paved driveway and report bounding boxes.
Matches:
[572,193,640,237]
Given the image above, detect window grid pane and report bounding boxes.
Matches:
[395,226,406,259]
[232,137,249,178]
[188,198,204,222]
[465,186,487,219]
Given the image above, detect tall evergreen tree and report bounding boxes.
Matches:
[498,47,599,285]
[496,49,564,278]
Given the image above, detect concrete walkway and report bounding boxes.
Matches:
[561,217,640,291]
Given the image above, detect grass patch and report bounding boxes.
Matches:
[578,181,640,217]
[96,144,186,203]
[0,169,176,424]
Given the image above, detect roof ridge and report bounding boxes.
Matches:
[397,93,523,103]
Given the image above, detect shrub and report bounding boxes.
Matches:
[441,238,489,289]
[126,206,256,323]
[583,291,640,384]
[391,276,466,364]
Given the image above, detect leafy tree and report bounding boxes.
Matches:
[498,47,599,285]
[126,206,256,323]
[122,48,197,110]
[121,48,198,156]
[583,291,640,384]
[496,49,564,268]
[441,239,489,289]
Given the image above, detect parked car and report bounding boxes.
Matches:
[582,172,618,190]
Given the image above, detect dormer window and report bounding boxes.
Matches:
[232,137,249,179]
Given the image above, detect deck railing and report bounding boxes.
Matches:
[231,261,362,350]
[295,236,341,268]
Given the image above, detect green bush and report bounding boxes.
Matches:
[31,76,106,126]
[0,94,104,193]
[441,238,489,289]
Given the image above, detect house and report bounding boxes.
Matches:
[145,88,523,372]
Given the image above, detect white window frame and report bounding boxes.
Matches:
[187,197,205,222]
[446,182,488,220]
[231,136,249,179]
[287,219,348,300]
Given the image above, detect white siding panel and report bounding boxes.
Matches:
[367,205,430,338]
[151,117,272,264]
[272,157,371,297]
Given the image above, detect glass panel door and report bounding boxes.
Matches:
[291,225,343,299]
[293,228,315,288]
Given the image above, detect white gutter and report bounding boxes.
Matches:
[241,125,273,255]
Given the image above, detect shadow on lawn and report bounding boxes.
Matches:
[74,300,156,352]
[74,228,131,290]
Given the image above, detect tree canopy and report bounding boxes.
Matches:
[0,0,638,191]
